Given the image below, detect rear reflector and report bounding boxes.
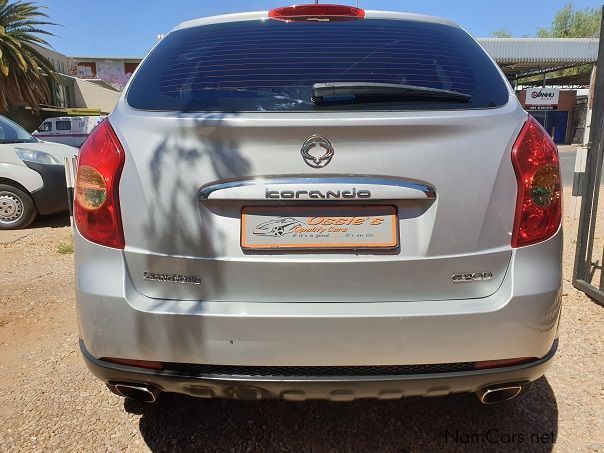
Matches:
[511,116,562,247]
[103,357,163,370]
[473,357,537,370]
[269,4,365,22]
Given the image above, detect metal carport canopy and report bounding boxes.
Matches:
[476,38,599,79]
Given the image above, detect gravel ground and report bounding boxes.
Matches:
[0,198,602,452]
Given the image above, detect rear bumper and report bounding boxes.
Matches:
[25,162,68,215]
[75,228,562,367]
[80,339,557,400]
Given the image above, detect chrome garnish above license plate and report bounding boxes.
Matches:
[241,205,398,250]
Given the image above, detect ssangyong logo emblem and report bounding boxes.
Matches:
[301,135,334,168]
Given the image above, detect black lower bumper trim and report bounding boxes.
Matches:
[79,340,558,401]
[161,361,478,377]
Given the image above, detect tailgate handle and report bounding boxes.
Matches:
[199,177,435,201]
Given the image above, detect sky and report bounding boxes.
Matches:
[36,0,601,58]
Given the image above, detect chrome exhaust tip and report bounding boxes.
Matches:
[114,383,161,403]
[476,382,525,404]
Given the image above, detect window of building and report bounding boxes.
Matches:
[77,62,97,78]
[124,62,139,75]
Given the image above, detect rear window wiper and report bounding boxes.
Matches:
[312,82,471,105]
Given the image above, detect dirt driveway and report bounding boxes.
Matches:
[0,206,602,452]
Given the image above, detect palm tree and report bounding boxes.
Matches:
[0,0,58,112]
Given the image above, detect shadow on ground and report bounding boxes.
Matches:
[29,212,70,229]
[125,377,557,452]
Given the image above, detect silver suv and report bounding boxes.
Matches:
[74,6,562,404]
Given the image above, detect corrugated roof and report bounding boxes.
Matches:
[66,39,598,67]
[476,38,598,65]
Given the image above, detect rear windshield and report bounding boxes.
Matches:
[127,18,509,112]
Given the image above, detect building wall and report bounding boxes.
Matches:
[77,62,97,78]
[517,90,577,111]
[33,44,70,75]
[31,44,74,108]
[72,79,121,114]
[98,59,124,77]
[517,90,577,144]
[75,58,141,79]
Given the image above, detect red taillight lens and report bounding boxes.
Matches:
[511,116,561,248]
[269,4,365,22]
[74,119,125,249]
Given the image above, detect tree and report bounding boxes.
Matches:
[490,3,601,39]
[97,63,132,91]
[516,3,601,84]
[65,57,78,77]
[490,28,513,38]
[537,3,601,38]
[0,0,58,112]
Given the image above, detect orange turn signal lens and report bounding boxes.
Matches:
[75,165,107,210]
[530,164,560,208]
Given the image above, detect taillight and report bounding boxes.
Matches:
[511,116,561,248]
[269,4,365,22]
[74,119,125,249]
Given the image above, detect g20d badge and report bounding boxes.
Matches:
[452,272,493,283]
[301,135,334,168]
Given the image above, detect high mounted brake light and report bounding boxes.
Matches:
[269,4,365,22]
[511,116,561,247]
[74,119,125,249]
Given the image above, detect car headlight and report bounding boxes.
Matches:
[15,149,62,166]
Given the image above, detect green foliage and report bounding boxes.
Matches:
[531,3,600,84]
[489,3,601,83]
[0,0,58,112]
[57,235,73,255]
[490,3,601,39]
[537,3,601,38]
[490,28,513,38]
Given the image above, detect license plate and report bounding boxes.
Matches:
[241,205,398,250]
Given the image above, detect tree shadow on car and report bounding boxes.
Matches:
[125,376,557,452]
[126,113,252,357]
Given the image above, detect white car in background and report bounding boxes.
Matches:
[0,115,77,229]
[32,115,105,148]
